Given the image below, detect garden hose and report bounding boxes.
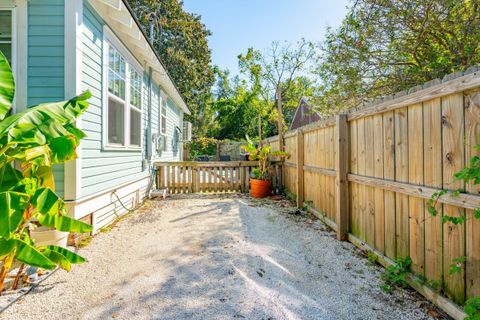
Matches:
[111,163,157,213]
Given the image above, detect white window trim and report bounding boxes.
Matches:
[0,2,27,113]
[102,26,144,151]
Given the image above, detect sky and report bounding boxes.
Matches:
[182,0,351,75]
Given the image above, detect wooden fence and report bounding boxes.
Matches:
[154,161,282,194]
[264,71,480,319]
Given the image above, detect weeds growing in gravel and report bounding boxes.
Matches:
[367,251,378,266]
[381,256,412,294]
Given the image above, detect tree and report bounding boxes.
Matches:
[127,0,215,137]
[238,39,317,137]
[316,0,480,112]
[209,67,271,140]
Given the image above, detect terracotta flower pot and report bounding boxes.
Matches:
[250,178,271,198]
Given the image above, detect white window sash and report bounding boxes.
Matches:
[102,26,143,151]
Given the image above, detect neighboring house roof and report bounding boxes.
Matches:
[289,97,321,130]
[89,0,191,115]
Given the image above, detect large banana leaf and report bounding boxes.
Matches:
[46,245,86,264]
[0,163,23,192]
[0,51,14,120]
[0,91,91,144]
[49,135,77,163]
[36,213,93,233]
[0,192,30,238]
[0,238,16,260]
[31,187,60,215]
[14,238,56,270]
[41,248,72,271]
[34,165,55,190]
[41,245,86,272]
[32,188,92,232]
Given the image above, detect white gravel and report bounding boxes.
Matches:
[1,194,447,320]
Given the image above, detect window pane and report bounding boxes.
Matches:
[0,11,12,66]
[161,116,166,134]
[108,97,125,145]
[108,70,114,93]
[130,109,141,146]
[161,100,167,116]
[119,79,125,100]
[0,43,11,63]
[130,68,142,108]
[107,44,126,100]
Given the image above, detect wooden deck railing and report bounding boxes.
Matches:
[154,161,282,194]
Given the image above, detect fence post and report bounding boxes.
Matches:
[296,129,304,208]
[335,114,349,241]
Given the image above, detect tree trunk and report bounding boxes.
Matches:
[12,264,26,290]
[276,87,284,152]
[258,112,263,148]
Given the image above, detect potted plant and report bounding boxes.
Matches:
[242,137,288,198]
[0,51,92,293]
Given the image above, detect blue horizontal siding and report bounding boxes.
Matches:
[28,0,65,196]
[79,2,184,198]
[80,3,146,197]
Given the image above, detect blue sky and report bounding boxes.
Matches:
[183,0,351,75]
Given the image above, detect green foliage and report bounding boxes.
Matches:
[186,137,218,159]
[448,256,466,275]
[465,296,480,320]
[381,256,412,294]
[241,136,289,181]
[0,52,14,120]
[0,51,92,291]
[316,0,480,113]
[367,251,378,266]
[207,40,317,140]
[128,0,215,137]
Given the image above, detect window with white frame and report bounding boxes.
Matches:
[106,41,142,148]
[160,96,167,135]
[0,10,13,66]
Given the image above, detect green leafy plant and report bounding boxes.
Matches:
[449,256,467,275]
[186,137,218,159]
[0,51,92,293]
[241,136,289,180]
[465,296,480,320]
[367,251,378,266]
[426,144,480,287]
[381,256,412,294]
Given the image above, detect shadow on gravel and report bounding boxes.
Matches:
[85,195,442,320]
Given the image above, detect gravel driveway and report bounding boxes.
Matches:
[2,194,445,320]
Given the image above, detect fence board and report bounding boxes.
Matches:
[408,103,425,275]
[395,108,409,258]
[442,93,466,304]
[465,90,480,298]
[373,114,385,253]
[357,118,366,241]
[350,120,359,237]
[383,111,396,259]
[365,117,375,245]
[423,98,443,286]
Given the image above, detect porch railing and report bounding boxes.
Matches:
[154,161,282,194]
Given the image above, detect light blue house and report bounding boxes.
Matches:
[1,0,191,231]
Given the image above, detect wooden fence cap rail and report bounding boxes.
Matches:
[154,161,283,168]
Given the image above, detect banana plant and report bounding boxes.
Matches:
[241,135,289,180]
[0,50,92,293]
